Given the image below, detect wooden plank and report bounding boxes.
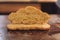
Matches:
[0,3,40,13]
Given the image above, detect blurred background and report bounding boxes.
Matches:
[0,0,60,40]
[0,0,59,15]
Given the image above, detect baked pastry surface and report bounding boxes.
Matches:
[7,6,50,30]
[7,23,50,30]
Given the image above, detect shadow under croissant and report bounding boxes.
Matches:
[8,30,56,40]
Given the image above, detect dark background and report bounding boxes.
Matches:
[41,2,58,14]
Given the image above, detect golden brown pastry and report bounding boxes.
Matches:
[7,6,50,30]
[8,6,50,24]
[7,23,50,30]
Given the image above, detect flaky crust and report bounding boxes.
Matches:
[8,6,50,24]
[7,23,50,30]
